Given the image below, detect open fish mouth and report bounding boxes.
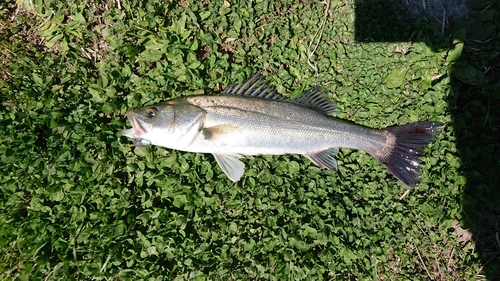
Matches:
[120,112,152,138]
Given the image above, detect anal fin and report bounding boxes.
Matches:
[305,148,339,170]
[213,153,245,182]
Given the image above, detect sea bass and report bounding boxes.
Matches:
[121,74,441,186]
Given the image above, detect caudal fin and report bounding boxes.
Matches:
[376,121,442,186]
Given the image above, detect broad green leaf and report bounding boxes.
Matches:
[138,49,164,62]
[101,104,114,114]
[147,246,159,256]
[200,11,211,20]
[173,195,187,207]
[45,33,64,47]
[52,12,65,25]
[446,41,463,62]
[420,69,432,91]
[17,0,34,11]
[32,73,44,86]
[190,39,199,51]
[468,0,490,9]
[72,13,86,24]
[50,190,65,201]
[144,38,169,50]
[288,161,300,174]
[452,28,466,42]
[473,23,496,41]
[122,64,132,77]
[134,146,149,158]
[59,38,69,55]
[88,85,104,103]
[452,63,488,85]
[386,67,407,88]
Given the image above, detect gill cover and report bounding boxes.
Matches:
[166,101,206,148]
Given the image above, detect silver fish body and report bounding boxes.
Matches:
[121,74,441,186]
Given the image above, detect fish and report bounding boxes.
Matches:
[121,74,442,186]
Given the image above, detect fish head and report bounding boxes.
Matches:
[120,104,175,143]
[121,101,206,149]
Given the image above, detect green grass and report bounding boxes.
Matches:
[1,0,499,279]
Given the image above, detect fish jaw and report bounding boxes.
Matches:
[120,128,135,138]
[120,112,153,138]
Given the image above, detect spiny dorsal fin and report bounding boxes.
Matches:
[221,73,286,100]
[291,86,337,116]
[222,73,337,116]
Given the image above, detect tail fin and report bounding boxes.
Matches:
[376,122,442,186]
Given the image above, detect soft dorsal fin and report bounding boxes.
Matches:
[221,73,286,100]
[291,86,337,116]
[222,73,337,116]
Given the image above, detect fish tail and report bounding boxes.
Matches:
[375,121,442,186]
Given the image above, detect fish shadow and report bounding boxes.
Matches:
[355,0,500,279]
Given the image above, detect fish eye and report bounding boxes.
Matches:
[146,107,158,118]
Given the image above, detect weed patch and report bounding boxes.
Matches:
[1,0,498,279]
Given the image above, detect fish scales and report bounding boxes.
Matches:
[121,74,442,186]
[185,95,386,155]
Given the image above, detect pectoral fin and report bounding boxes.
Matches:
[213,153,245,182]
[305,148,339,170]
[202,125,242,140]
